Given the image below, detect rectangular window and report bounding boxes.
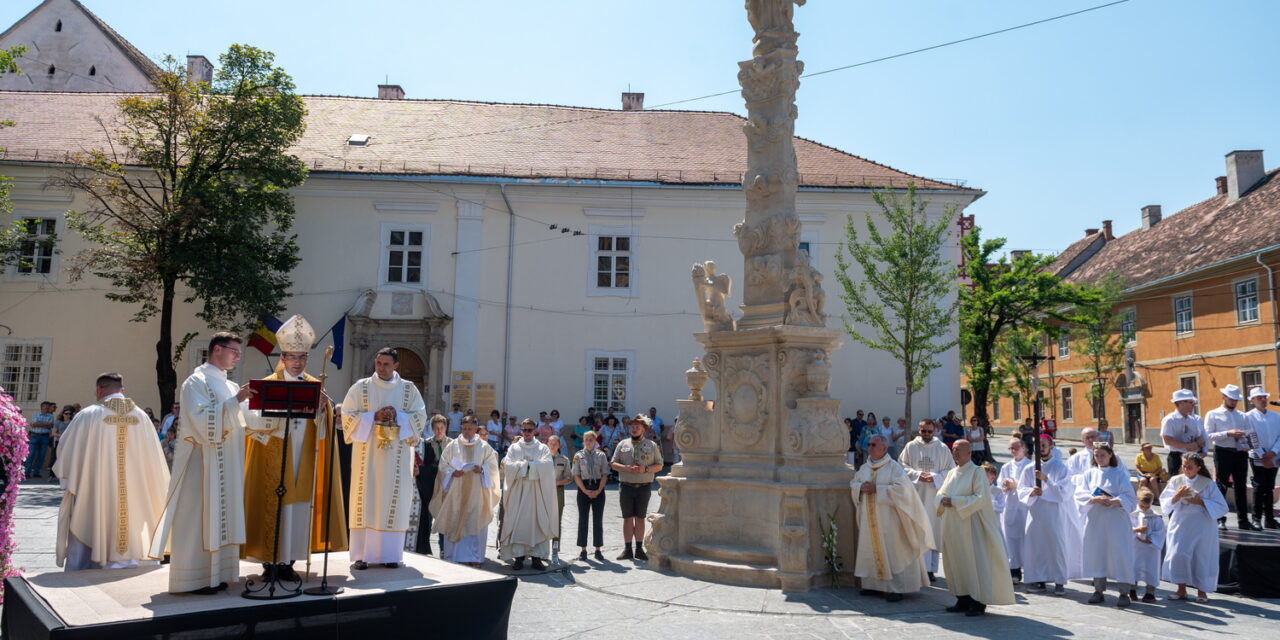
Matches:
[385,228,424,284]
[1173,295,1193,335]
[991,397,1001,421]
[595,235,631,289]
[1057,334,1069,359]
[1012,394,1022,421]
[1120,308,1136,343]
[1061,386,1073,421]
[1,340,48,405]
[1236,278,1259,324]
[588,351,633,414]
[15,217,56,275]
[1242,369,1264,395]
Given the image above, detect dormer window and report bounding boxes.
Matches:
[47,65,55,76]
[55,19,62,32]
[346,134,371,146]
[88,66,96,76]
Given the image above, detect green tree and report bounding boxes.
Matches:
[959,228,1087,423]
[54,45,307,414]
[992,325,1043,421]
[835,184,958,429]
[1070,276,1126,423]
[0,45,30,266]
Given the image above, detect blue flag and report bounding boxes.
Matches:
[330,316,346,369]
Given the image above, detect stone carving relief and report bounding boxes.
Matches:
[723,353,771,446]
[691,262,736,333]
[646,480,680,556]
[784,249,826,326]
[786,399,845,456]
[734,213,801,258]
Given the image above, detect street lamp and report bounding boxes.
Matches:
[1019,353,1053,487]
[1094,375,1108,424]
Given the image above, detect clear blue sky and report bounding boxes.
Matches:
[5,0,1278,257]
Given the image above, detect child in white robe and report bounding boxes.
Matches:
[1160,453,1228,603]
[1129,487,1165,603]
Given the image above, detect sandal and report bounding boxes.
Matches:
[1167,593,1188,601]
[1196,593,1209,603]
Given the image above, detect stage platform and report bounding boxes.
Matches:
[1219,527,1280,598]
[2,551,517,639]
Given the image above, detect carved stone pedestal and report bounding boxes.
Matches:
[646,326,856,592]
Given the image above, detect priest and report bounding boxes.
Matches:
[431,416,501,567]
[899,419,954,580]
[53,373,169,571]
[850,434,933,601]
[499,419,558,570]
[243,315,347,580]
[936,440,1015,617]
[149,332,255,594]
[340,347,427,569]
[1017,435,1076,594]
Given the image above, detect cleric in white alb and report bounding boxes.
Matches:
[499,419,558,570]
[898,420,954,579]
[851,435,933,601]
[1074,442,1137,606]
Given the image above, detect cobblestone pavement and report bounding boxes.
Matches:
[8,448,1280,639]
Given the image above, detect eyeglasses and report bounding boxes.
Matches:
[282,354,308,361]
[520,428,535,433]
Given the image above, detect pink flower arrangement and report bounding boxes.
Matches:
[0,387,29,602]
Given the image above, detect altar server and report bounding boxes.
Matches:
[899,420,954,580]
[851,435,933,601]
[499,419,558,570]
[996,437,1031,583]
[53,373,169,571]
[243,315,347,579]
[1130,487,1165,603]
[431,417,501,567]
[1074,443,1137,606]
[1161,453,1228,603]
[149,332,255,594]
[1017,435,1074,594]
[341,347,427,569]
[936,441,1015,616]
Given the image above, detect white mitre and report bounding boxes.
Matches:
[275,314,316,353]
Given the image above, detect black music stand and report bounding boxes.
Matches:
[243,378,321,600]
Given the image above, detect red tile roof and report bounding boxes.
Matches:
[1061,169,1280,289]
[0,91,975,191]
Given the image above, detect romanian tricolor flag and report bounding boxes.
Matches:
[247,314,283,356]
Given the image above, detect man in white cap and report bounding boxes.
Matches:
[243,315,348,580]
[1204,384,1258,530]
[1161,389,1204,481]
[1244,386,1280,529]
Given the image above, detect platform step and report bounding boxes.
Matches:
[686,542,776,566]
[666,553,780,588]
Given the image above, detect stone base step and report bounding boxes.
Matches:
[686,542,776,566]
[666,553,780,588]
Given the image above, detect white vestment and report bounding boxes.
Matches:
[53,394,169,570]
[1161,474,1228,590]
[899,437,954,572]
[499,439,558,561]
[997,457,1030,569]
[341,373,427,564]
[1075,465,1137,584]
[149,363,249,592]
[936,462,1015,606]
[431,435,501,563]
[851,455,933,594]
[1017,456,1075,585]
[1131,507,1166,586]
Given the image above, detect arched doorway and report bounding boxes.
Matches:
[395,347,426,399]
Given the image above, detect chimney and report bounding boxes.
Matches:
[1010,250,1030,262]
[186,55,213,84]
[377,84,405,100]
[1084,228,1099,236]
[622,92,644,111]
[1141,205,1162,230]
[1215,176,1228,196]
[1226,150,1265,201]
[1101,219,1114,240]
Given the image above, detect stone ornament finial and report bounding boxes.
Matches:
[692,261,736,333]
[685,358,708,401]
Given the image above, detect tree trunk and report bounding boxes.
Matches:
[970,341,994,423]
[155,277,178,417]
[902,362,913,438]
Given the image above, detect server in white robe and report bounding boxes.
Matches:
[899,421,954,578]
[1161,453,1229,602]
[1130,487,1165,602]
[499,421,558,570]
[431,418,501,566]
[149,332,254,594]
[937,441,1015,617]
[341,347,427,569]
[1017,435,1074,593]
[996,437,1031,583]
[1074,443,1137,606]
[851,435,933,601]
[53,373,169,571]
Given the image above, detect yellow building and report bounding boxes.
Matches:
[986,150,1279,443]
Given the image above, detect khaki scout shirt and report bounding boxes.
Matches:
[611,436,663,484]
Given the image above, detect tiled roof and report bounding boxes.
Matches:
[1048,231,1105,278]
[1061,169,1280,289]
[0,91,975,191]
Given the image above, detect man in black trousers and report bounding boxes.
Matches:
[415,414,451,555]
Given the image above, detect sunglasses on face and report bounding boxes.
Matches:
[521,428,535,433]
